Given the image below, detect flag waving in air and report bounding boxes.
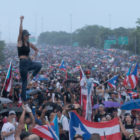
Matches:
[4,61,12,92]
[69,111,121,140]
[127,90,139,99]
[32,124,59,140]
[123,65,132,86]
[59,60,67,79]
[108,75,119,88]
[59,60,66,71]
[129,64,138,89]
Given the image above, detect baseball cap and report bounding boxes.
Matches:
[9,110,16,115]
[22,30,30,36]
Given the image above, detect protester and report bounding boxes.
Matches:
[0,38,140,140]
[17,16,42,103]
[1,110,17,140]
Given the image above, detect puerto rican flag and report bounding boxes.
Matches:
[32,124,59,140]
[108,75,119,88]
[129,64,138,89]
[127,90,139,99]
[123,65,132,86]
[18,94,22,107]
[59,60,67,79]
[59,60,66,71]
[4,61,13,93]
[69,111,121,140]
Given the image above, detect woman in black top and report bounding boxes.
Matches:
[17,16,42,103]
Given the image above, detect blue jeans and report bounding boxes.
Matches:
[19,58,42,101]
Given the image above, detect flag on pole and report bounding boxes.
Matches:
[129,64,138,89]
[4,61,13,93]
[32,124,59,140]
[18,94,22,107]
[123,65,132,86]
[59,60,66,71]
[59,60,67,79]
[127,90,139,99]
[108,75,119,88]
[69,111,121,140]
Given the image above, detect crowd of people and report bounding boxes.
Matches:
[0,44,140,140]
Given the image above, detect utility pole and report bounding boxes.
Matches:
[108,14,112,29]
[70,14,73,46]
[41,17,44,33]
[135,36,137,55]
[0,32,1,40]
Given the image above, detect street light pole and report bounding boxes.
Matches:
[70,14,73,46]
[135,36,137,55]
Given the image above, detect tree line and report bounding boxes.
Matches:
[37,19,140,54]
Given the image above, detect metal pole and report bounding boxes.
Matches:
[135,36,137,55]
[70,14,73,46]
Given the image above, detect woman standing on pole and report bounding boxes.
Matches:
[17,16,42,103]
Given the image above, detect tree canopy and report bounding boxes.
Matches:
[37,19,140,54]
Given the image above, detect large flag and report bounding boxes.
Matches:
[108,75,119,88]
[32,124,59,140]
[59,60,66,71]
[123,65,132,86]
[4,61,13,93]
[59,60,67,79]
[129,64,138,89]
[69,66,80,74]
[127,90,139,99]
[69,111,121,140]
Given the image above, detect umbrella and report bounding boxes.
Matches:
[8,107,23,113]
[0,109,9,114]
[38,77,48,81]
[0,97,13,104]
[93,104,99,109]
[93,101,120,109]
[103,101,120,108]
[121,99,140,110]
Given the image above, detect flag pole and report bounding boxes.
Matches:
[104,131,106,140]
[96,74,119,88]
[0,61,12,97]
[80,65,86,78]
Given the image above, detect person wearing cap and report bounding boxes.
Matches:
[1,110,16,140]
[94,104,106,122]
[80,69,94,121]
[17,16,42,103]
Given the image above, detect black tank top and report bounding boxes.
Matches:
[17,42,30,57]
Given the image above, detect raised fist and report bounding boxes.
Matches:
[20,16,24,20]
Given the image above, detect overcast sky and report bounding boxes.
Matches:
[0,0,140,43]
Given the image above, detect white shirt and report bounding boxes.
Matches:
[58,115,69,131]
[1,122,15,140]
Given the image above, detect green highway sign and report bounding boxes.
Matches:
[104,40,116,49]
[29,36,36,43]
[73,42,79,47]
[118,36,128,45]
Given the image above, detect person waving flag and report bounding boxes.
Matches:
[129,64,138,89]
[108,75,119,89]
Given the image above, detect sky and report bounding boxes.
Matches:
[0,0,140,43]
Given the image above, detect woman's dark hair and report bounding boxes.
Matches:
[20,131,31,140]
[21,29,30,46]
[73,135,84,140]
[123,114,134,125]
